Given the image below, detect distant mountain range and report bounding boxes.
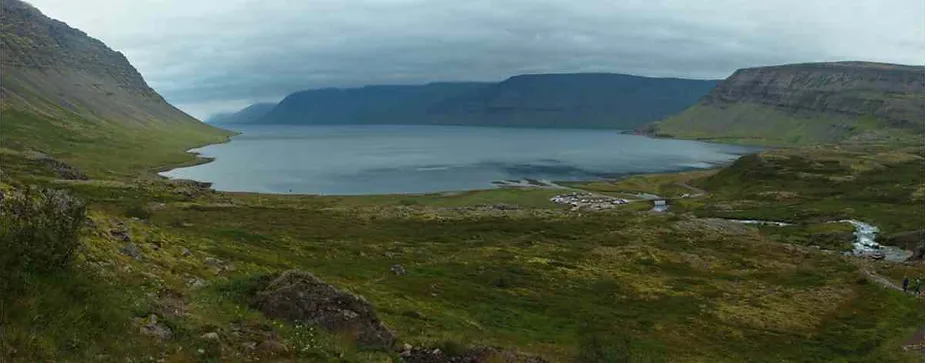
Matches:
[213,74,718,129]
[206,103,276,124]
[650,61,925,145]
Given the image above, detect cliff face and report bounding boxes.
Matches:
[654,62,925,145]
[0,0,214,126]
[255,74,717,129]
[704,62,924,130]
[427,73,718,129]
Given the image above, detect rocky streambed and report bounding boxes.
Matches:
[837,220,911,262]
[723,219,911,262]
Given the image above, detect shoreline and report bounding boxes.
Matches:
[150,130,239,180]
[155,128,758,197]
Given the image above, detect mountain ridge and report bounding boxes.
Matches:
[246,73,717,129]
[0,0,232,177]
[650,61,925,145]
[207,102,276,124]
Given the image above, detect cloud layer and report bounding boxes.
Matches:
[28,0,925,118]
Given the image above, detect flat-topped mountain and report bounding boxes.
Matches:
[651,62,925,144]
[241,73,717,129]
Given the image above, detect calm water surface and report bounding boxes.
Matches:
[162,125,756,195]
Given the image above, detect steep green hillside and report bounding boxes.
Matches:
[652,62,925,145]
[0,0,233,178]
[256,74,717,129]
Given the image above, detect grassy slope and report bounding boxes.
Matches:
[3,135,924,362]
[652,103,914,146]
[0,107,234,179]
[0,64,922,361]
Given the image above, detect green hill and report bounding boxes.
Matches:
[651,62,925,145]
[0,0,233,178]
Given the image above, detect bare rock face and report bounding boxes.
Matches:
[255,270,396,349]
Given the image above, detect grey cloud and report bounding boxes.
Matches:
[29,0,925,118]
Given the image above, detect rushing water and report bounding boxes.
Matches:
[838,220,910,262]
[162,125,756,195]
[726,219,910,262]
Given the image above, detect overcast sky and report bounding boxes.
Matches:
[28,0,925,119]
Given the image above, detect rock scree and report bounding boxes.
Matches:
[255,270,397,349]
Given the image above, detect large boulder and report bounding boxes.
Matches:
[400,346,548,363]
[255,270,396,349]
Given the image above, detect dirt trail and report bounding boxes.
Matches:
[859,267,904,291]
[857,265,925,355]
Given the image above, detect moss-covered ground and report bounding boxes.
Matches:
[2,135,924,362]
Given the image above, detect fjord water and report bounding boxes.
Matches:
[162,125,755,195]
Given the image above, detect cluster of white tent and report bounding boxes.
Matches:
[549,192,628,208]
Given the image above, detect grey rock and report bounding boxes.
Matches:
[200,332,220,341]
[121,243,143,260]
[186,277,206,289]
[111,228,131,242]
[255,270,397,349]
[137,314,171,341]
[204,257,224,267]
[390,264,407,276]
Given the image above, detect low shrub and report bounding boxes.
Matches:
[0,187,86,295]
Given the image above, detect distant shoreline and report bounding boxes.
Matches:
[158,125,758,197]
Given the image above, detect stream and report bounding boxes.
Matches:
[724,219,911,262]
[837,220,911,262]
[559,188,910,262]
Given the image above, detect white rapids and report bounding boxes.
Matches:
[725,218,911,262]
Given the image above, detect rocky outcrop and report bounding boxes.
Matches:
[255,270,397,349]
[21,152,88,180]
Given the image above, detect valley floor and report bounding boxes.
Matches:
[1,140,924,362]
